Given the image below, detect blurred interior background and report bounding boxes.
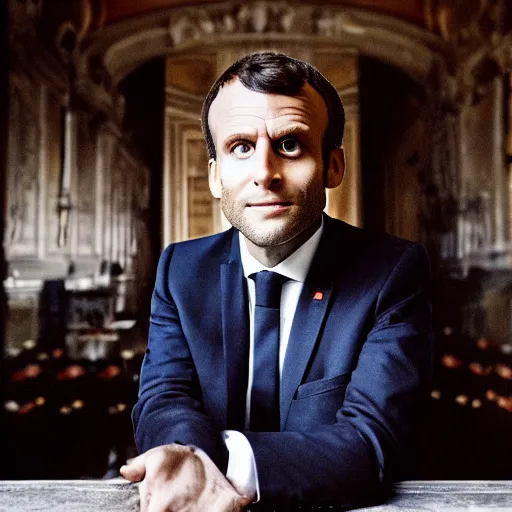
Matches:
[1,0,512,481]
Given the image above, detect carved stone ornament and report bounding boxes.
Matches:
[164,1,434,44]
[428,0,507,50]
[167,2,299,45]
[77,1,447,121]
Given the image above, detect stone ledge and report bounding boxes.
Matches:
[0,480,511,511]
[359,481,512,511]
[0,479,138,512]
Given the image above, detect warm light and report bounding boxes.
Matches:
[431,390,441,400]
[121,350,135,360]
[496,365,512,380]
[10,364,42,383]
[52,348,64,359]
[98,365,121,379]
[455,395,468,405]
[500,344,512,355]
[57,365,86,380]
[23,340,36,350]
[19,402,35,415]
[469,362,492,376]
[442,354,463,369]
[497,396,509,409]
[6,348,21,358]
[25,364,42,378]
[4,401,19,412]
[72,400,84,410]
[477,338,490,350]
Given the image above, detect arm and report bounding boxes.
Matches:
[246,243,433,509]
[132,244,228,471]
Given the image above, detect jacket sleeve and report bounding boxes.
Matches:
[245,243,433,510]
[131,244,228,472]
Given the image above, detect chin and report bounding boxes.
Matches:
[242,225,302,248]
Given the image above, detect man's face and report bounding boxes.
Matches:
[208,79,343,255]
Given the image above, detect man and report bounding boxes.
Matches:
[121,52,432,511]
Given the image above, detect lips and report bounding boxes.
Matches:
[246,201,293,207]
[246,200,293,218]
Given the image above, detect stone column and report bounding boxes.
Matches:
[326,85,362,227]
[459,77,507,257]
[491,76,507,251]
[0,0,9,477]
[37,84,49,259]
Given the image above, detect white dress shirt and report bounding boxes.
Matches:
[223,220,324,499]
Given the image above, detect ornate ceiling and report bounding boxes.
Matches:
[101,0,427,28]
[11,0,509,122]
[84,0,502,43]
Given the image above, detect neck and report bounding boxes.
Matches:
[244,217,322,268]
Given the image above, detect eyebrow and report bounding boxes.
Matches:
[222,132,258,148]
[270,123,310,140]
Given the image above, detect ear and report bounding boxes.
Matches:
[208,159,222,199]
[325,147,345,189]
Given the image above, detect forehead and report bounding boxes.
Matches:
[208,78,328,140]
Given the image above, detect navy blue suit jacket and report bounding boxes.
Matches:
[133,215,432,509]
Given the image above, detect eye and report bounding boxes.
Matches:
[278,138,301,157]
[231,142,254,158]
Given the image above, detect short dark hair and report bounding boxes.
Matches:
[200,52,345,163]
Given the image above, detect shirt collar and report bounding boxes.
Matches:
[239,217,324,283]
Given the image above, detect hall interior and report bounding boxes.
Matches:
[2,0,512,480]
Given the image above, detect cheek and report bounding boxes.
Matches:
[220,173,241,189]
[220,179,243,211]
[219,160,251,190]
[286,159,324,191]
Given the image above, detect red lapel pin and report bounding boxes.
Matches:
[313,291,323,300]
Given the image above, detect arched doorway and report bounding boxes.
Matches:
[79,2,446,246]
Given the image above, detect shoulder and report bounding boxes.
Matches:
[321,215,430,281]
[323,215,427,257]
[156,228,236,279]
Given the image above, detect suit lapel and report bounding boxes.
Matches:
[220,231,249,430]
[280,217,337,429]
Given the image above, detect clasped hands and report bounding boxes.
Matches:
[120,443,252,512]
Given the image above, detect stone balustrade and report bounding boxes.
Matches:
[0,480,511,511]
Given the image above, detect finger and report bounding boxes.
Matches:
[146,481,176,512]
[138,479,150,512]
[146,493,166,512]
[120,453,146,482]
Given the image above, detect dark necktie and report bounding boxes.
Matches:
[249,270,288,431]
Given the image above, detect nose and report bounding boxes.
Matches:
[251,140,281,189]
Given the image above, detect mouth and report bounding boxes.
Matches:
[247,201,293,208]
[246,201,293,218]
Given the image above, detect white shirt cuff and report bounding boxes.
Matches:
[222,430,260,502]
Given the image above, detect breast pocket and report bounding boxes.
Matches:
[285,373,350,432]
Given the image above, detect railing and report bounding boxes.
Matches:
[0,480,511,511]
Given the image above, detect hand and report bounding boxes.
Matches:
[120,443,252,512]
